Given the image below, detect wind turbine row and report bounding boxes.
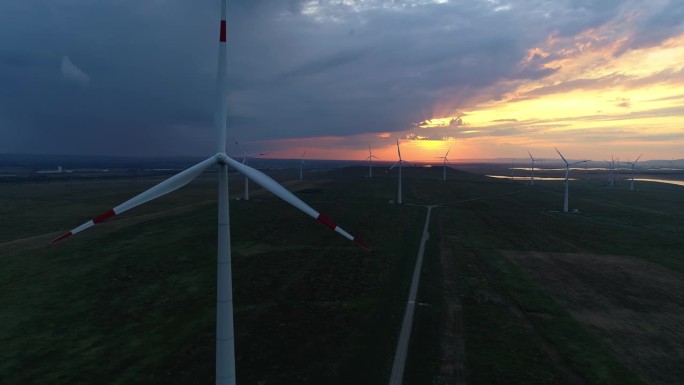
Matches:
[51,2,367,385]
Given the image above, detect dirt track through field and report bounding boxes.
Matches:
[504,250,684,385]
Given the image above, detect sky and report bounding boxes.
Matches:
[1,0,684,162]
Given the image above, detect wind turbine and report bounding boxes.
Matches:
[389,139,411,204]
[50,3,367,385]
[299,150,307,181]
[234,137,266,201]
[436,147,452,181]
[364,145,379,178]
[555,147,588,213]
[604,155,615,187]
[527,150,537,186]
[627,154,642,191]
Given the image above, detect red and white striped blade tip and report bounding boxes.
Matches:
[316,213,369,251]
[50,208,118,244]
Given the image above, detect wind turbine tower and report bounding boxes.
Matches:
[555,147,588,213]
[628,154,642,191]
[299,151,307,181]
[234,138,266,201]
[527,150,537,186]
[50,3,367,385]
[436,147,452,181]
[390,139,407,204]
[365,145,379,177]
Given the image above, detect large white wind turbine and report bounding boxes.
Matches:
[527,150,537,186]
[364,145,379,178]
[234,138,266,201]
[627,154,642,191]
[50,3,367,385]
[555,147,588,213]
[299,150,307,181]
[436,147,451,181]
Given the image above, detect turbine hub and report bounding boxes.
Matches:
[216,152,229,165]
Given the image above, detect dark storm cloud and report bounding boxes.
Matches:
[1,0,682,156]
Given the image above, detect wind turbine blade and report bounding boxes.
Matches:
[635,154,642,163]
[51,156,218,243]
[301,150,307,160]
[221,154,368,249]
[396,139,402,160]
[214,1,228,153]
[555,147,568,165]
[527,150,534,160]
[389,161,400,170]
[445,146,451,158]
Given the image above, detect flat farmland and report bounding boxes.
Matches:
[0,168,425,384]
[404,165,684,385]
[2,164,684,384]
[503,251,684,385]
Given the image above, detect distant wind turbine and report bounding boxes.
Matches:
[555,147,588,213]
[389,139,413,204]
[436,147,452,181]
[604,155,615,187]
[234,137,266,200]
[299,150,307,181]
[50,3,368,385]
[364,145,380,178]
[527,150,537,186]
[627,154,642,191]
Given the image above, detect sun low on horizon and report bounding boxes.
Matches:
[252,3,684,163]
[2,1,684,161]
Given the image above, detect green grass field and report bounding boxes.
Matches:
[1,165,683,384]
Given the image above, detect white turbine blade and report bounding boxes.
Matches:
[301,150,307,160]
[555,147,568,165]
[371,155,380,159]
[214,1,228,153]
[396,139,402,160]
[389,161,400,170]
[51,156,217,243]
[221,154,368,249]
[368,145,372,157]
[570,160,589,166]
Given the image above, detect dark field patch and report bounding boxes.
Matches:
[504,250,684,385]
